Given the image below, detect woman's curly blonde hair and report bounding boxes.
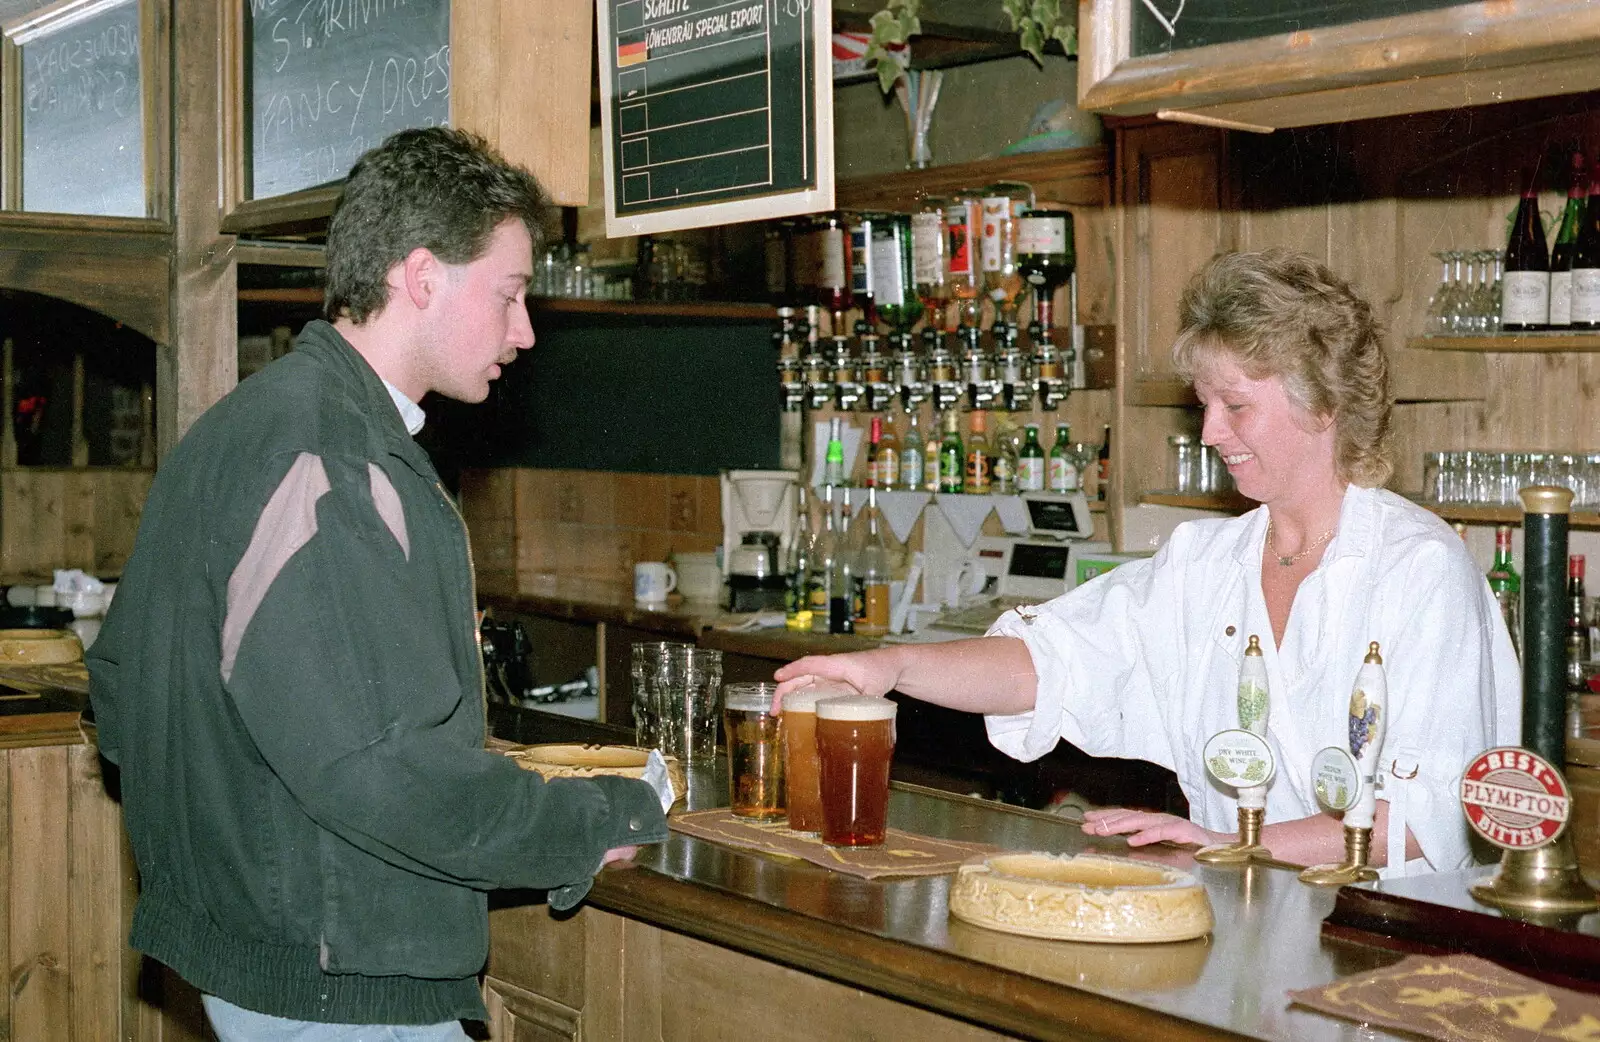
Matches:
[1171,249,1392,488]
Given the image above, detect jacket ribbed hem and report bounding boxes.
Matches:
[130,885,487,1025]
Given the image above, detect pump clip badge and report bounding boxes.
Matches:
[1460,747,1570,850]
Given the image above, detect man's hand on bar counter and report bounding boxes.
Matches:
[602,846,640,866]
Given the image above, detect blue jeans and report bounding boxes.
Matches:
[202,995,472,1042]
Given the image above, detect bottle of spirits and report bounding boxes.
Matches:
[865,416,884,488]
[923,412,943,492]
[912,202,948,339]
[1048,422,1077,493]
[856,487,892,636]
[980,193,1027,330]
[939,411,964,493]
[945,197,983,332]
[816,214,852,334]
[899,410,924,491]
[1572,165,1600,330]
[965,411,993,494]
[808,485,838,634]
[1096,424,1113,502]
[990,414,1017,495]
[824,416,846,487]
[1502,177,1551,332]
[1486,524,1520,656]
[1550,152,1588,329]
[785,485,816,631]
[871,214,923,335]
[877,416,901,490]
[1569,554,1590,692]
[829,491,856,635]
[1018,424,1047,492]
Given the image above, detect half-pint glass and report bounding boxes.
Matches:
[630,641,689,750]
[724,683,785,820]
[815,695,898,846]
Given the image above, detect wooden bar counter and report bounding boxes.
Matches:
[485,719,1414,1042]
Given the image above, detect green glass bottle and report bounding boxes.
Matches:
[1047,422,1076,493]
[1487,523,1520,657]
[1018,424,1046,492]
[939,411,964,493]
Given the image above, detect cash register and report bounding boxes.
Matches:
[930,491,1096,635]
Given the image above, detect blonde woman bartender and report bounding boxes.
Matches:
[776,250,1520,874]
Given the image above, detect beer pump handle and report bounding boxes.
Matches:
[1237,635,1270,811]
[1345,642,1387,831]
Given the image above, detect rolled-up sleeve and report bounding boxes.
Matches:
[983,544,1184,771]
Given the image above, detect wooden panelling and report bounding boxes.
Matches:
[10,745,71,1037]
[0,239,171,344]
[0,468,154,580]
[451,0,592,207]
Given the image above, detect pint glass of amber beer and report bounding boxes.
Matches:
[815,694,898,846]
[724,683,785,820]
[780,682,839,833]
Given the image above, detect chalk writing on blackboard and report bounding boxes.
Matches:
[246,0,450,200]
[13,0,144,217]
[1130,0,1467,56]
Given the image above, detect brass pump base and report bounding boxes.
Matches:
[1471,833,1600,915]
[1194,807,1271,865]
[1299,826,1379,887]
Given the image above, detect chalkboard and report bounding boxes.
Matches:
[15,0,144,217]
[246,0,450,200]
[424,311,780,477]
[1131,0,1468,57]
[595,0,834,237]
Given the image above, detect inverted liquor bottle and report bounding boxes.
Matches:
[1501,177,1551,332]
[944,196,983,331]
[1550,152,1588,329]
[980,189,1028,331]
[814,214,853,334]
[911,201,949,342]
[870,214,924,335]
[1016,209,1076,332]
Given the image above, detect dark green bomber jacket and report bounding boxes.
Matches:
[88,321,667,1025]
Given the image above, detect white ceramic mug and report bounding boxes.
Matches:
[673,551,722,603]
[634,562,678,605]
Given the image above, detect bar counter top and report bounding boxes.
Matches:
[493,712,1413,1042]
[482,583,887,659]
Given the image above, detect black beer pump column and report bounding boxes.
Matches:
[1522,486,1569,765]
[1468,485,1598,915]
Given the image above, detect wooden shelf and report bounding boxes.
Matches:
[1127,379,1200,407]
[1139,491,1250,512]
[535,298,774,320]
[234,289,775,321]
[834,147,1111,213]
[1421,502,1600,529]
[1408,334,1600,353]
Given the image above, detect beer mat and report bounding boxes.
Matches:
[1289,953,1600,1041]
[668,808,997,878]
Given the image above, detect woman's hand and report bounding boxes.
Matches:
[772,649,904,707]
[1081,808,1226,848]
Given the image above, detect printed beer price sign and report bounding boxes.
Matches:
[1460,747,1571,849]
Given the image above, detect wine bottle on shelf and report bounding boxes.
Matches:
[1571,163,1600,330]
[865,416,884,488]
[1501,176,1551,332]
[1096,424,1112,502]
[1486,524,1520,657]
[1550,152,1588,329]
[899,411,925,492]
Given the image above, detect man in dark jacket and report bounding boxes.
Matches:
[88,127,669,1041]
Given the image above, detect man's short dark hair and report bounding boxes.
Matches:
[324,127,552,324]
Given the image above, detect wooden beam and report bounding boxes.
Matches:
[166,0,236,451]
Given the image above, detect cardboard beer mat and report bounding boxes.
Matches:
[1290,953,1600,1041]
[669,808,997,878]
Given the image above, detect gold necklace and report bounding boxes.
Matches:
[1266,520,1336,567]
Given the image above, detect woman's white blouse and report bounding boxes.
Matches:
[984,485,1521,872]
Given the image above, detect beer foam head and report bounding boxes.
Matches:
[816,694,898,722]
[724,683,778,713]
[783,677,861,713]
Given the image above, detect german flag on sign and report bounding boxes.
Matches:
[617,39,647,68]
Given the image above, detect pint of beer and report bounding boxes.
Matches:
[724,683,785,820]
[780,679,858,833]
[815,694,898,846]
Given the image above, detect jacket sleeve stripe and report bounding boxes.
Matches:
[367,462,409,561]
[221,452,331,684]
